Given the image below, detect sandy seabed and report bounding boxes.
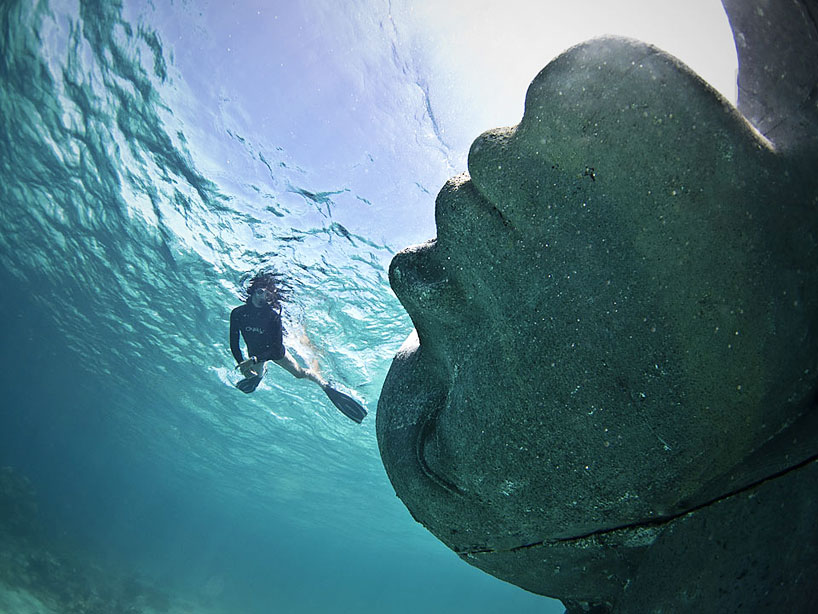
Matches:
[0,581,220,614]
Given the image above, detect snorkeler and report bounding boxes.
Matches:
[229,270,367,423]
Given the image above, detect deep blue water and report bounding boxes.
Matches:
[0,0,560,612]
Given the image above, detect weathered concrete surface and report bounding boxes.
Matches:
[616,457,818,612]
[377,2,818,612]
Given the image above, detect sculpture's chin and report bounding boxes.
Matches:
[376,333,459,526]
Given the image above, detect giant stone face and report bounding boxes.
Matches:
[376,12,818,614]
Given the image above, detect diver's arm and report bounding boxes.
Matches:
[229,309,244,364]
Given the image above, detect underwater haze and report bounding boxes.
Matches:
[0,0,736,612]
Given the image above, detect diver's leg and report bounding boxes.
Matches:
[274,352,327,388]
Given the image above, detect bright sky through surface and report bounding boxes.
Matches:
[412,0,738,149]
[152,0,738,252]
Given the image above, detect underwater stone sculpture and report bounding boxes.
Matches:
[377,1,818,612]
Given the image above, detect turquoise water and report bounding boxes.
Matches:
[0,0,558,612]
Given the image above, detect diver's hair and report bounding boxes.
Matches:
[241,269,291,312]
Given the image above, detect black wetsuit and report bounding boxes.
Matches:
[229,303,286,364]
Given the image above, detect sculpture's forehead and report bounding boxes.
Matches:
[466,37,776,228]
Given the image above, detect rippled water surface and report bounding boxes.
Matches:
[0,0,558,611]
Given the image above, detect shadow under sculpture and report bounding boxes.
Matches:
[376,26,818,614]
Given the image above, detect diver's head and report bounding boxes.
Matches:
[243,269,289,310]
[250,285,272,308]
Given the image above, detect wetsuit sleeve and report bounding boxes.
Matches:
[229,308,244,364]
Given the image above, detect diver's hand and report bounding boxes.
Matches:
[237,357,259,378]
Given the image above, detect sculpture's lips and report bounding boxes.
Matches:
[388,240,463,343]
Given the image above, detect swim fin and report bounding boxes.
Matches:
[323,385,367,423]
[236,375,262,394]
